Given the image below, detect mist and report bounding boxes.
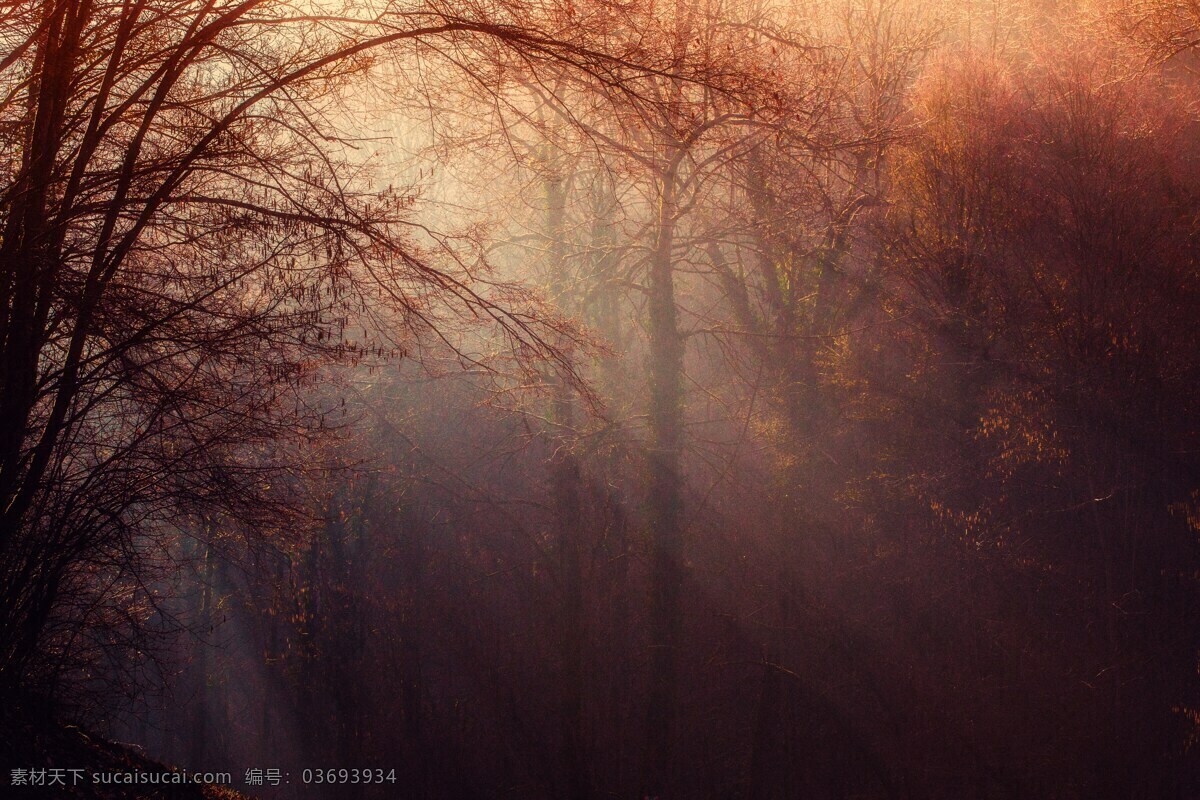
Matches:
[0,1,1197,798]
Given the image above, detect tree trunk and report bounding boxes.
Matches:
[189,536,216,770]
[643,156,685,798]
[543,162,590,800]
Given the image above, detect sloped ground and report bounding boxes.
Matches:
[1,702,249,800]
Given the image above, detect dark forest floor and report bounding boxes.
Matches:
[1,702,249,800]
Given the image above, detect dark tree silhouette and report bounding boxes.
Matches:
[0,0,672,700]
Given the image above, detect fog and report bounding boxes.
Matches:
[0,1,1197,798]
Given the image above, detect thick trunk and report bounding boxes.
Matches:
[0,3,90,683]
[642,158,684,798]
[544,164,589,800]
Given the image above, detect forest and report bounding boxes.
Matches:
[0,0,1197,798]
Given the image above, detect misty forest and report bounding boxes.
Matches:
[0,0,1198,798]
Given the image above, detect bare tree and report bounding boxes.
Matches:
[0,0,676,701]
